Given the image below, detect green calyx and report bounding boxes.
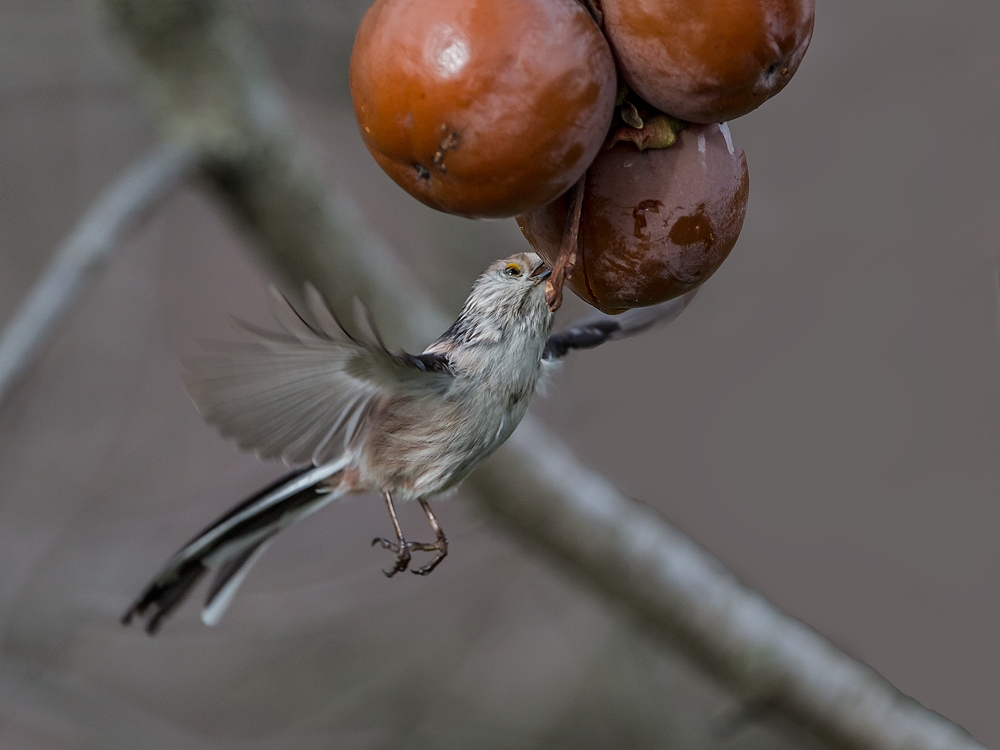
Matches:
[607,84,686,151]
[607,114,684,151]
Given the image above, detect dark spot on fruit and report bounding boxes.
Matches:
[632,199,663,238]
[668,204,715,247]
[632,212,646,237]
[414,163,431,180]
[558,142,585,171]
[432,130,460,173]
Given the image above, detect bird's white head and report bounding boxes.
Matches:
[451,252,553,344]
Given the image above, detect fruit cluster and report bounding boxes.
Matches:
[350,0,814,312]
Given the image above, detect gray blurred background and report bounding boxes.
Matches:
[0,0,997,747]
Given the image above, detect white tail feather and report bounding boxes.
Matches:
[201,540,274,626]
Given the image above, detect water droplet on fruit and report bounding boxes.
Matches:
[428,27,470,77]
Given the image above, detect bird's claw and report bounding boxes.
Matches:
[372,536,412,577]
[408,538,448,576]
[372,535,447,577]
[373,494,449,577]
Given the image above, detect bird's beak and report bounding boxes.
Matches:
[530,262,552,282]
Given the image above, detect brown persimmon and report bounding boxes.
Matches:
[518,123,749,313]
[599,0,815,123]
[350,0,617,218]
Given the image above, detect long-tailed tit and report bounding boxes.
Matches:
[123,252,693,633]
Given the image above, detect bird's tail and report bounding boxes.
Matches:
[122,461,348,634]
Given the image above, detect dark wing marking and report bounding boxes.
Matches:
[404,351,455,374]
[543,291,698,360]
[544,320,620,359]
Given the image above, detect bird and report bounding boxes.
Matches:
[121,251,689,634]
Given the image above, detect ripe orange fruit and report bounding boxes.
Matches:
[518,123,749,313]
[350,0,617,218]
[599,0,815,123]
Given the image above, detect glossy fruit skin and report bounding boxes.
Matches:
[350,0,617,218]
[599,0,815,123]
[518,124,749,313]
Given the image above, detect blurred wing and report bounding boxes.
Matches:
[184,285,453,466]
[543,290,698,359]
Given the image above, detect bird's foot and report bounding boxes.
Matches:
[373,495,449,577]
[371,537,412,577]
[408,536,448,576]
[371,535,448,577]
[408,497,449,575]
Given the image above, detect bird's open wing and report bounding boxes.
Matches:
[184,286,453,466]
[543,290,698,359]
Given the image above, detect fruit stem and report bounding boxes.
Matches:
[545,175,586,312]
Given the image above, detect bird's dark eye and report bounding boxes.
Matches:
[504,263,522,277]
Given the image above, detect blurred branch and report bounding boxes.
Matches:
[0,660,217,750]
[93,0,447,348]
[94,2,983,749]
[480,422,978,750]
[0,143,197,410]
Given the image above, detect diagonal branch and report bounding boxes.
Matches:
[93,2,984,749]
[478,419,978,750]
[0,143,197,409]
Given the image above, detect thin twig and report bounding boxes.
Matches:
[0,143,198,410]
[95,2,985,748]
